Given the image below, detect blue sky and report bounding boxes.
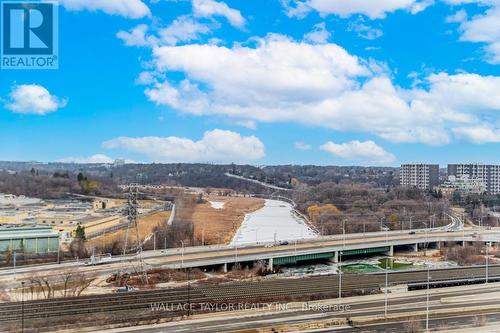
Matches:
[1,0,499,166]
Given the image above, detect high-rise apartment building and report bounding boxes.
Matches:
[447,164,500,195]
[400,164,440,190]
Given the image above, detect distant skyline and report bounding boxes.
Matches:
[1,0,499,166]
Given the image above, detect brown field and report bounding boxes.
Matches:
[88,211,171,248]
[192,196,265,244]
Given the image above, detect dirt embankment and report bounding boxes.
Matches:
[87,211,171,248]
[191,196,265,244]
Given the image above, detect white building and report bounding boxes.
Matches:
[437,175,486,196]
[400,164,439,190]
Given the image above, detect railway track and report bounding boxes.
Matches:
[1,265,499,322]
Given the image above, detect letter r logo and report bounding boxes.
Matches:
[2,2,53,55]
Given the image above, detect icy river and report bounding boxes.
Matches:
[230,199,317,246]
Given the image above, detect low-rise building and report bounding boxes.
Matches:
[437,175,487,196]
[0,225,60,254]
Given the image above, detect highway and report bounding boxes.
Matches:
[1,228,498,284]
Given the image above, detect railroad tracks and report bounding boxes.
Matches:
[1,265,499,322]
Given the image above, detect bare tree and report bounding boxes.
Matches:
[26,270,96,300]
[403,317,422,333]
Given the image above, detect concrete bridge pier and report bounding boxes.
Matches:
[267,258,274,271]
[385,245,394,257]
[223,263,228,273]
[413,243,418,252]
[330,251,339,263]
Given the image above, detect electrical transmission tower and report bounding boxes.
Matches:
[123,183,148,284]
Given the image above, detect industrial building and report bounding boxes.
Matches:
[400,164,439,190]
[448,164,500,195]
[0,225,59,254]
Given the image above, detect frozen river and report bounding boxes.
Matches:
[230,199,317,246]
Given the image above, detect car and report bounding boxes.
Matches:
[116,285,136,293]
[409,231,416,235]
[279,241,289,245]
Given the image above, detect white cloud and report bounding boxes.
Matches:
[304,22,331,43]
[453,125,500,143]
[59,0,151,19]
[445,1,500,63]
[348,20,384,40]
[103,129,265,163]
[410,0,435,14]
[58,154,115,164]
[282,0,431,19]
[4,84,67,115]
[143,35,500,145]
[159,15,212,45]
[294,142,312,150]
[117,24,155,47]
[320,140,396,164]
[192,0,246,28]
[446,9,467,23]
[117,17,211,48]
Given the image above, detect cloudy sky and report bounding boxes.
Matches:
[1,0,499,166]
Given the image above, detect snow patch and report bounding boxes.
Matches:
[209,201,225,209]
[230,199,317,246]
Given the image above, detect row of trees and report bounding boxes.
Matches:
[293,183,450,235]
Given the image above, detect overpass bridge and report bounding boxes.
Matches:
[143,229,500,272]
[2,228,499,282]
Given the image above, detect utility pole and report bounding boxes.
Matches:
[123,184,148,283]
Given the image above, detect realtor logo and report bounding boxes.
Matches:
[1,1,58,69]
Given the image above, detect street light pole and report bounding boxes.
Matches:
[486,241,489,284]
[338,251,342,299]
[342,222,346,249]
[21,281,25,333]
[180,240,184,268]
[187,269,191,317]
[13,252,16,280]
[426,264,430,332]
[384,260,388,317]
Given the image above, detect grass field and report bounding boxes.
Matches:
[88,211,171,248]
[191,195,265,244]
